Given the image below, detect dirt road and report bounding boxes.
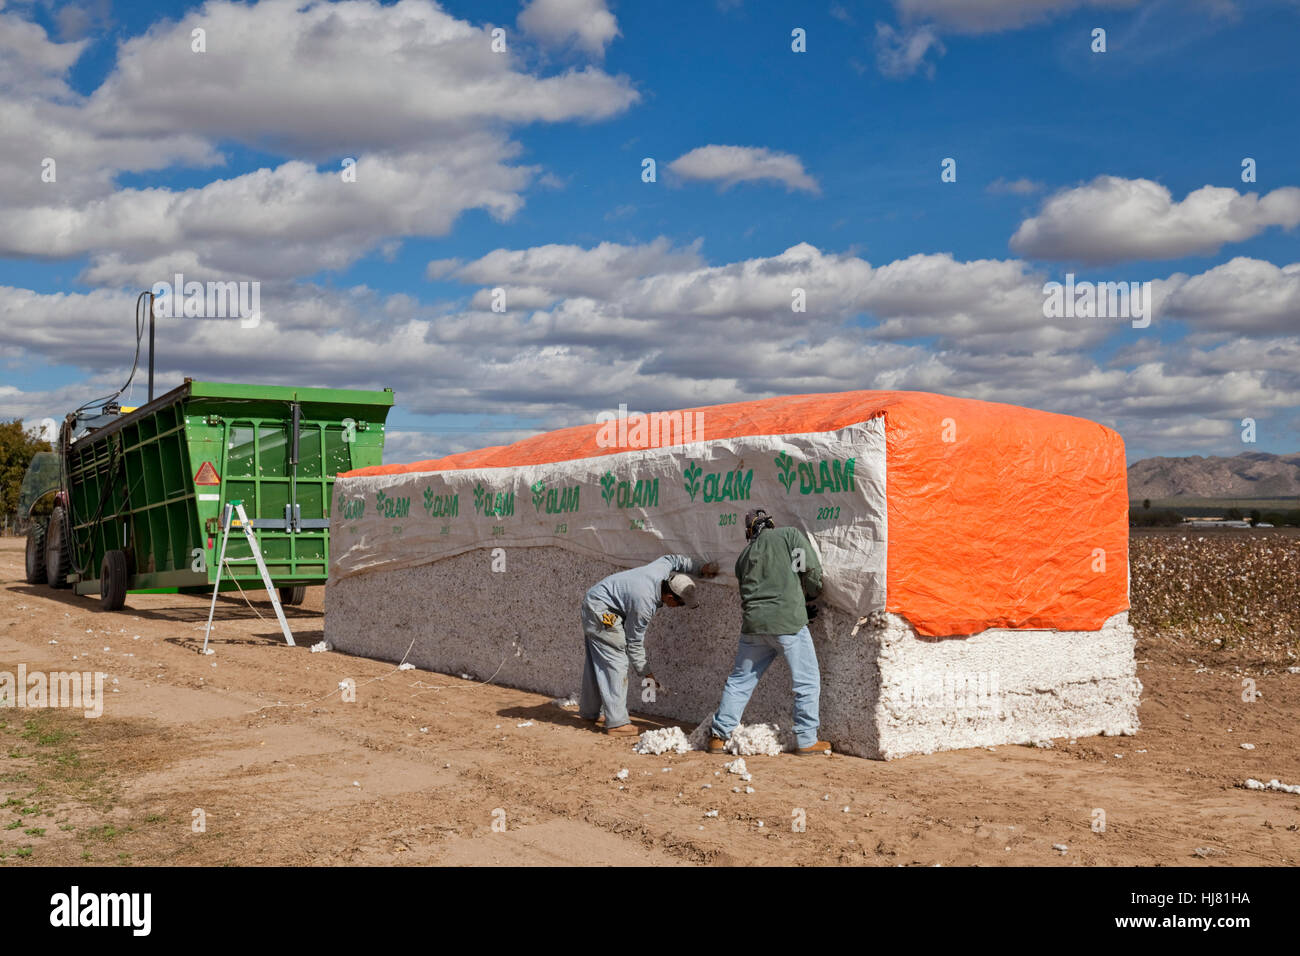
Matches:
[1,538,1296,866]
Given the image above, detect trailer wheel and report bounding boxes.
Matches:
[100,550,128,611]
[24,519,47,584]
[45,505,72,589]
[278,585,307,606]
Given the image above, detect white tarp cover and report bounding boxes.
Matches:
[330,419,888,616]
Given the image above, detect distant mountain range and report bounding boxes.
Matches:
[1128,452,1300,500]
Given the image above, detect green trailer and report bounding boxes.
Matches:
[22,379,393,610]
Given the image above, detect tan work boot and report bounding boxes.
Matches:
[605,723,639,736]
[793,740,832,756]
[706,735,728,755]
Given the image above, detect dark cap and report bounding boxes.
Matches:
[744,508,775,540]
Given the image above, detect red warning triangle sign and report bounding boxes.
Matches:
[194,461,221,486]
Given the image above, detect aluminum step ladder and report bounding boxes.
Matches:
[202,499,295,653]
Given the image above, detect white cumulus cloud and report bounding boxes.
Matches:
[518,0,620,57]
[1010,176,1300,264]
[667,145,819,194]
[0,0,641,286]
[3,241,1299,462]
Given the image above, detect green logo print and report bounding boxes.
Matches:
[423,486,458,517]
[774,451,796,493]
[600,470,659,508]
[337,490,364,519]
[540,484,580,514]
[772,453,857,496]
[531,480,577,514]
[683,459,752,503]
[683,461,703,502]
[375,490,409,518]
[797,457,857,495]
[475,485,514,517]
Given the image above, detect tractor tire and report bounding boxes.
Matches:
[24,519,47,584]
[100,550,128,611]
[278,585,307,607]
[45,505,72,589]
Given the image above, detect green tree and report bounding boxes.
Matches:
[1249,508,1261,527]
[0,420,52,520]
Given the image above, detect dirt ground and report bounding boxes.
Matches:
[1,536,1297,867]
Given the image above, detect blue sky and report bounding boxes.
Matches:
[1,0,1298,464]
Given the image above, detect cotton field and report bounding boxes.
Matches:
[1129,529,1300,666]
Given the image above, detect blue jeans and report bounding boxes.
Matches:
[710,626,821,749]
[578,603,631,729]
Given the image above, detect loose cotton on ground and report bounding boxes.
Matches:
[633,727,691,755]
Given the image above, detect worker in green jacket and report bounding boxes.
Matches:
[705,508,831,756]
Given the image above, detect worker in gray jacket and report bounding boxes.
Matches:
[579,554,718,735]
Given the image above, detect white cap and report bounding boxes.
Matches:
[667,572,698,608]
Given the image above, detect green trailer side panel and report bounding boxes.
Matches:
[66,379,392,598]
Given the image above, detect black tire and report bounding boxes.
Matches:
[24,519,47,584]
[278,585,307,607]
[45,505,71,589]
[100,550,128,611]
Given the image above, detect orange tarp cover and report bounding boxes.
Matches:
[346,390,1129,637]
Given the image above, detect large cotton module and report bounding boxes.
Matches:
[325,389,1140,759]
